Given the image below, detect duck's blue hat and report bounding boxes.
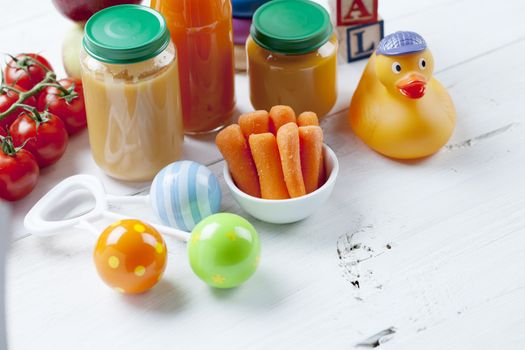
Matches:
[376,31,427,56]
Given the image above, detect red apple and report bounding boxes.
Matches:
[52,0,142,22]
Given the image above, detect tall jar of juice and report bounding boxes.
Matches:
[80,5,184,181]
[152,0,235,134]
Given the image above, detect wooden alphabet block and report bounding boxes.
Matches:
[336,18,384,63]
[336,0,378,26]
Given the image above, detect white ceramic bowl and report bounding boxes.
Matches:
[224,144,339,224]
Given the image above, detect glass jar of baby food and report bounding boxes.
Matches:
[247,0,338,117]
[151,0,235,134]
[80,4,184,181]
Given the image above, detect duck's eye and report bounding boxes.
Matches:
[419,58,427,70]
[391,62,402,74]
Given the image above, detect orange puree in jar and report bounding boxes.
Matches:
[152,0,235,134]
[80,5,183,181]
[247,0,337,117]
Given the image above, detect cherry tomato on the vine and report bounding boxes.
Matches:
[0,85,37,129]
[4,53,54,91]
[0,136,39,201]
[37,78,86,134]
[10,110,68,168]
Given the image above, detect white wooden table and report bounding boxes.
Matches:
[3,0,525,349]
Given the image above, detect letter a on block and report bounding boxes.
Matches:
[344,0,371,20]
[337,0,377,26]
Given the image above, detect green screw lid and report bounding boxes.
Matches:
[251,0,333,55]
[83,4,170,64]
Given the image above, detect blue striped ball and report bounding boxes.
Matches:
[150,161,222,231]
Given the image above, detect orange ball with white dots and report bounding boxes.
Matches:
[93,219,167,294]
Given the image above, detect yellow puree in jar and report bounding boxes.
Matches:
[247,34,338,117]
[81,53,184,181]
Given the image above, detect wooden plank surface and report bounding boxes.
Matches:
[3,0,525,349]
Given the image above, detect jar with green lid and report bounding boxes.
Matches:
[80,4,183,181]
[247,0,338,117]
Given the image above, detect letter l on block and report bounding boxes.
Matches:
[344,19,384,63]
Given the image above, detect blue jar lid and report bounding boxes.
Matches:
[232,0,272,18]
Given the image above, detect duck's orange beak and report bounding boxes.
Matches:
[396,74,427,99]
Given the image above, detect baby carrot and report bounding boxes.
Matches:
[299,126,323,193]
[216,125,261,198]
[238,110,270,138]
[249,133,289,199]
[297,111,319,127]
[297,112,324,187]
[276,122,306,198]
[269,105,296,134]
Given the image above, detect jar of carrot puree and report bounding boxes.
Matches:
[80,5,183,181]
[151,0,235,134]
[247,0,338,117]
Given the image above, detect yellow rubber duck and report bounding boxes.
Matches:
[349,31,456,159]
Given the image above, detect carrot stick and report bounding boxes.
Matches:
[216,125,261,197]
[269,105,296,134]
[249,133,289,199]
[238,110,270,138]
[297,112,325,187]
[276,122,306,198]
[297,111,319,127]
[299,126,323,193]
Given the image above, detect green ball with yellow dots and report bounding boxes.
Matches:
[188,213,260,288]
